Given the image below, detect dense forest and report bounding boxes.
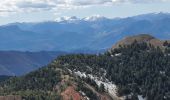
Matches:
[0,40,170,100]
[0,66,62,99]
[56,41,170,100]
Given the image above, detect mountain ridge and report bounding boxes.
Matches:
[0,13,170,51]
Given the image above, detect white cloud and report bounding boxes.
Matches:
[0,0,169,16]
[112,0,170,3]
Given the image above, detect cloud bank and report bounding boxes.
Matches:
[0,0,169,16]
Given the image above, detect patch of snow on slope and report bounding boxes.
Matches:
[74,71,87,78]
[115,53,121,56]
[84,15,106,21]
[138,95,146,100]
[55,16,80,23]
[74,71,117,97]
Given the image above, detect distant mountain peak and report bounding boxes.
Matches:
[55,16,80,22]
[151,12,170,15]
[133,12,170,21]
[83,15,107,21]
[54,15,108,23]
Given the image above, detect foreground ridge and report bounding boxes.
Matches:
[0,34,170,100]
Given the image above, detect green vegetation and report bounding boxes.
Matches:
[0,41,170,100]
[163,41,170,47]
[0,66,62,100]
[56,41,170,100]
[76,79,98,100]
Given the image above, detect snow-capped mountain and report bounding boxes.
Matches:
[83,15,108,21]
[0,13,170,52]
[55,16,80,22]
[55,15,107,22]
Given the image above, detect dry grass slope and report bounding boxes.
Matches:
[112,34,170,49]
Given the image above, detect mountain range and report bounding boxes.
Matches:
[1,12,170,52]
[0,12,170,76]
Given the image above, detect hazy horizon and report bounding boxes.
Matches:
[0,12,169,26]
[0,0,170,25]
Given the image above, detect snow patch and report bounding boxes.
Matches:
[55,16,80,22]
[138,95,146,100]
[74,71,117,97]
[79,91,90,100]
[74,71,87,78]
[115,53,121,56]
[84,15,106,21]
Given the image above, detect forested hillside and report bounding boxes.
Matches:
[56,40,170,100]
[0,35,170,100]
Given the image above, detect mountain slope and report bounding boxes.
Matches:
[112,34,168,49]
[0,34,170,100]
[0,57,114,100]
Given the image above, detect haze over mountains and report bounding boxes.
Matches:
[1,12,170,52]
[0,51,65,76]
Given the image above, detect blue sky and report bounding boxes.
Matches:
[0,0,170,25]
